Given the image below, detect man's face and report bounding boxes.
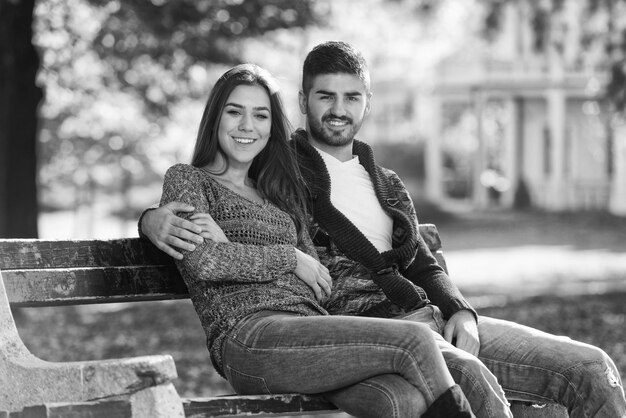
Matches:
[299,73,371,148]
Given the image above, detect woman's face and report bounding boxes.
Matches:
[217,84,271,170]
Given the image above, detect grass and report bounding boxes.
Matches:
[10,209,626,401]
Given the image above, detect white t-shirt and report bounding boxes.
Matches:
[315,147,393,252]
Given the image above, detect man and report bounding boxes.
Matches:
[141,42,626,417]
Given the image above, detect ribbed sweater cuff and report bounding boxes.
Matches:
[137,205,158,239]
[439,299,477,322]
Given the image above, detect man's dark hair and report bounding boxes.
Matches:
[302,41,370,95]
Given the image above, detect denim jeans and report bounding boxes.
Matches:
[221,307,626,418]
[397,305,626,418]
[220,310,458,417]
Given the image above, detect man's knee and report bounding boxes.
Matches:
[568,345,623,393]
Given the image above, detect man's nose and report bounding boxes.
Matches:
[331,99,346,116]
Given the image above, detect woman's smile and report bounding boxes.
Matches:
[232,136,257,145]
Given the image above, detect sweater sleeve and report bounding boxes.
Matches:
[389,172,477,320]
[137,205,157,239]
[160,164,297,284]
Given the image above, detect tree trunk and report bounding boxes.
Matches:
[0,0,42,238]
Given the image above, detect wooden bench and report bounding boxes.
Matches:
[0,224,567,417]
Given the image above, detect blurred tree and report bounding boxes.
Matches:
[1,0,324,238]
[87,0,324,115]
[0,0,42,238]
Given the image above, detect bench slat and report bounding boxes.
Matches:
[0,226,440,270]
[20,400,131,418]
[182,394,337,417]
[1,224,442,307]
[0,239,171,270]
[4,266,188,307]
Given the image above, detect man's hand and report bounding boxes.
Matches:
[190,213,229,243]
[443,310,480,356]
[141,202,204,260]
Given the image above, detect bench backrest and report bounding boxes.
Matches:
[0,224,445,307]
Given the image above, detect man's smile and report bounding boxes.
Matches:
[325,117,351,129]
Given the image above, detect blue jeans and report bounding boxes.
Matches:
[396,305,625,418]
[221,310,459,417]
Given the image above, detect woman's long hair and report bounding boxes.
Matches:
[191,64,309,243]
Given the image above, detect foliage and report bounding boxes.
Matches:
[33,0,325,213]
[87,0,326,115]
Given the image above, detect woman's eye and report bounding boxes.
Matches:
[227,110,241,116]
[255,114,269,120]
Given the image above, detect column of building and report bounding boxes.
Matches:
[609,121,626,215]
[419,92,445,205]
[472,90,490,208]
[501,97,521,208]
[545,86,568,211]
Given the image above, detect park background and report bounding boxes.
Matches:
[2,0,626,415]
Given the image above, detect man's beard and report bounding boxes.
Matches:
[308,114,359,147]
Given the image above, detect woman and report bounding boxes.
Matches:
[159,63,474,418]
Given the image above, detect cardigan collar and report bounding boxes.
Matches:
[291,129,418,272]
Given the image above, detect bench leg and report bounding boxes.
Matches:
[14,383,184,418]
[0,275,179,413]
[130,383,184,418]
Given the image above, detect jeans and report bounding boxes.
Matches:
[398,305,626,418]
[221,307,626,418]
[221,310,457,417]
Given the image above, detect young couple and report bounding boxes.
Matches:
[141,42,625,417]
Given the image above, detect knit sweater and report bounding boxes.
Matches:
[291,129,476,319]
[160,163,327,376]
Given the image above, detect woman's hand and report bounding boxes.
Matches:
[294,248,332,302]
[190,213,229,243]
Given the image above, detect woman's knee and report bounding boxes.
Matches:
[447,348,488,378]
[447,350,501,395]
[326,374,428,418]
[398,321,439,351]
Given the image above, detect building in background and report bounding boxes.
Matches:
[419,1,626,216]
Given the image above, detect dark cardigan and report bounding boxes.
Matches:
[291,129,476,319]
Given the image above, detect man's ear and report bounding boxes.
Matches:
[298,90,307,115]
[365,92,372,116]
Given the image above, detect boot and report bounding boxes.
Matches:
[422,385,475,418]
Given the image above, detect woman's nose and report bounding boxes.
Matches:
[239,114,253,131]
